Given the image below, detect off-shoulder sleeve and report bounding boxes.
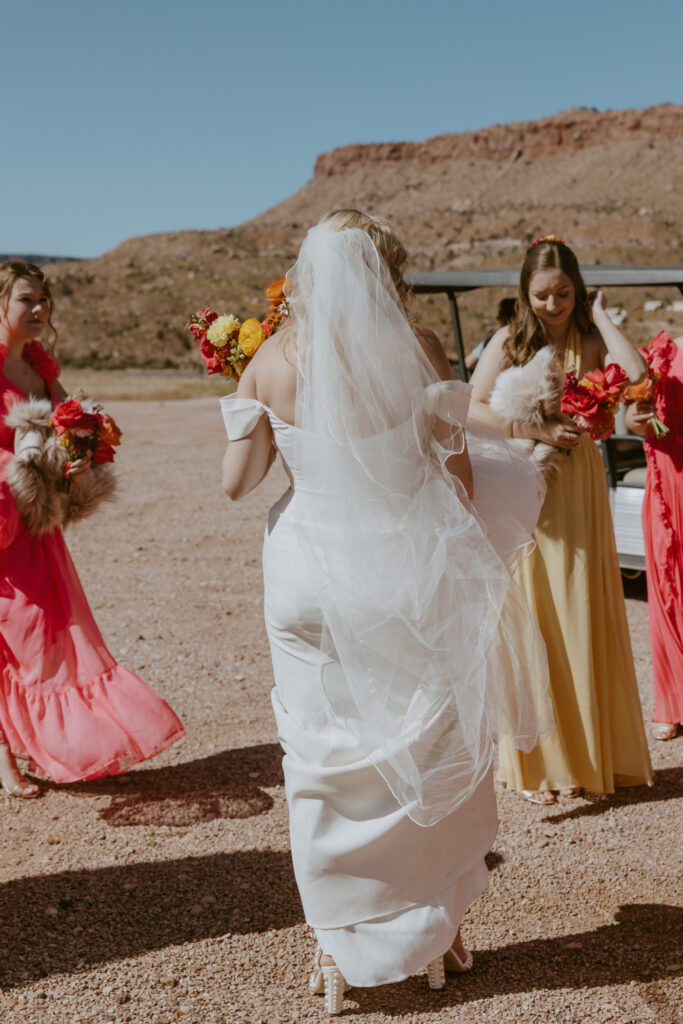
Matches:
[220,395,269,441]
[422,379,472,424]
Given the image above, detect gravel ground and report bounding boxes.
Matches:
[1,397,681,1024]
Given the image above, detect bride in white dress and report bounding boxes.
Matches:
[220,209,550,1014]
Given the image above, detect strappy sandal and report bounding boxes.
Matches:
[309,946,349,1015]
[445,943,474,973]
[651,723,679,741]
[0,744,40,798]
[2,777,40,798]
[521,789,556,805]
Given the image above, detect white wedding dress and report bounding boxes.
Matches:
[220,223,549,989]
[221,390,546,988]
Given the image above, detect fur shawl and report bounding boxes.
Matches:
[5,397,116,535]
[488,346,565,481]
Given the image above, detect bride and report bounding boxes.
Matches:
[220,209,550,1013]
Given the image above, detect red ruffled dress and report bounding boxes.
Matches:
[0,342,185,782]
[641,333,683,724]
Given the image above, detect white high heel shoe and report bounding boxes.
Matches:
[426,941,473,990]
[426,955,446,989]
[309,946,349,1015]
[444,944,474,972]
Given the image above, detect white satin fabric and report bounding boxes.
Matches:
[221,392,546,986]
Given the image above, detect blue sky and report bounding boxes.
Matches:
[2,0,681,258]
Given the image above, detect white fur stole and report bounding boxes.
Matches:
[5,397,116,535]
[488,346,565,481]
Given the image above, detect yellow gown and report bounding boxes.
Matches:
[497,330,653,793]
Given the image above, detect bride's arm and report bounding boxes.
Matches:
[222,360,276,501]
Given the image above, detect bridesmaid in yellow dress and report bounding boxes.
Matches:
[469,236,652,804]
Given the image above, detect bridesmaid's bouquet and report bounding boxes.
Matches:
[186,278,289,381]
[623,331,671,438]
[51,393,123,479]
[561,364,629,441]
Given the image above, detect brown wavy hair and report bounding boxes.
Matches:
[319,208,411,309]
[0,260,58,348]
[501,239,592,368]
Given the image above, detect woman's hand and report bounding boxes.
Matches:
[624,402,654,436]
[534,416,582,449]
[66,451,92,479]
[588,289,609,323]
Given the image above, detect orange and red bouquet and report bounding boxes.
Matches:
[186,278,289,381]
[622,331,671,439]
[561,364,629,441]
[51,394,122,478]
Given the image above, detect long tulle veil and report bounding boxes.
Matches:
[285,223,550,826]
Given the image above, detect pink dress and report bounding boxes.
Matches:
[641,333,683,724]
[0,342,185,782]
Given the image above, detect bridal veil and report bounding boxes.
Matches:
[285,223,551,826]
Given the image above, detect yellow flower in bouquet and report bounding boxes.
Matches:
[207,314,241,347]
[238,318,266,358]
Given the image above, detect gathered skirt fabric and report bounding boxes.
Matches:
[264,489,497,987]
[0,481,184,783]
[497,436,652,793]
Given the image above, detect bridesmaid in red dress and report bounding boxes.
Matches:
[626,331,683,740]
[0,260,184,796]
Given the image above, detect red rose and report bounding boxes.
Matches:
[93,440,115,465]
[561,386,600,418]
[52,399,98,437]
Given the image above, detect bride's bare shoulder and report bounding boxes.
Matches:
[246,327,297,420]
[412,323,453,380]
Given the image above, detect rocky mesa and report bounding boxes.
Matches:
[43,104,683,368]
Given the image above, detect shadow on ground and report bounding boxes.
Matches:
[547,766,683,824]
[0,848,302,988]
[51,742,284,827]
[352,903,682,1014]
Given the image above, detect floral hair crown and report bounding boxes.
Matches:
[530,234,566,248]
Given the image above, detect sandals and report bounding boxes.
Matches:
[426,941,474,989]
[309,946,349,1015]
[652,722,679,741]
[309,937,473,1013]
[0,744,40,798]
[521,787,582,804]
[521,789,556,805]
[2,777,40,798]
[445,944,474,973]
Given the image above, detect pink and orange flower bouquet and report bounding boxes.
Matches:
[51,394,122,482]
[187,278,289,381]
[561,364,629,441]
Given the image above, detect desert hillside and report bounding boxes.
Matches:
[44,104,683,368]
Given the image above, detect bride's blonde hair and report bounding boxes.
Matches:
[319,208,410,308]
